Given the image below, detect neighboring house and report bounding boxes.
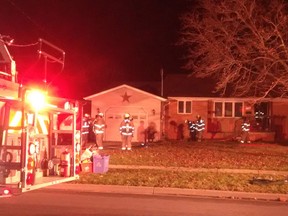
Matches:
[84,84,166,142]
[163,74,288,142]
[164,96,288,142]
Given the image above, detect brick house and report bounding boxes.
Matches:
[162,74,288,142]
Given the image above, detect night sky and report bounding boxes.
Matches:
[1,0,192,99]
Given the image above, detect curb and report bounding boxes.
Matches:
[44,183,288,202]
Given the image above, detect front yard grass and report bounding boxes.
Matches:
[77,170,288,194]
[103,140,288,171]
[75,140,288,194]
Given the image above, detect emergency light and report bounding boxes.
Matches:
[28,143,36,155]
[76,143,81,152]
[75,131,81,142]
[26,173,34,185]
[0,187,12,197]
[26,90,46,110]
[27,157,35,170]
[3,188,10,195]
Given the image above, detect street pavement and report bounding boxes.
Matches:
[45,182,288,202]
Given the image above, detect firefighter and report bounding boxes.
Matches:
[145,122,157,144]
[82,114,91,146]
[92,112,106,150]
[195,115,205,142]
[241,117,251,144]
[119,113,134,150]
[185,119,197,141]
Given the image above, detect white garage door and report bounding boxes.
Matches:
[104,107,148,142]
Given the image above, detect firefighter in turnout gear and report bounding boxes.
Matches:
[92,112,106,150]
[119,113,134,150]
[195,115,205,142]
[241,117,251,144]
[185,120,197,141]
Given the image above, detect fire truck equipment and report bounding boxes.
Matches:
[0,36,84,198]
[0,186,12,198]
[26,140,36,185]
[26,173,34,185]
[41,148,49,177]
[60,149,70,177]
[28,143,36,155]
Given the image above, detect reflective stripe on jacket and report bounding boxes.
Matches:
[93,119,105,134]
[187,121,197,132]
[196,119,205,131]
[241,122,250,132]
[120,120,134,136]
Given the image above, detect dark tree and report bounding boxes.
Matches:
[179,0,288,98]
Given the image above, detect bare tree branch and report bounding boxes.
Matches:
[179,0,288,99]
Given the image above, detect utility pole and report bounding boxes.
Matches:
[160,68,164,97]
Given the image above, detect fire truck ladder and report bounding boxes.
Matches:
[0,99,23,194]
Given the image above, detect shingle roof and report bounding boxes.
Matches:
[163,74,217,97]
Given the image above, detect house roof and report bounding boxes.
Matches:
[163,74,217,97]
[103,81,162,96]
[84,84,166,101]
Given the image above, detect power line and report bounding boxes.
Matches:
[8,41,39,48]
[7,0,48,35]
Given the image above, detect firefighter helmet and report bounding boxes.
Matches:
[124,113,130,119]
[97,112,104,117]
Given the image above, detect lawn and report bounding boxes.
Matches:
[76,140,288,194]
[101,140,288,171]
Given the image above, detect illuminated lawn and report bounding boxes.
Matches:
[77,170,288,194]
[102,140,288,171]
[76,140,288,193]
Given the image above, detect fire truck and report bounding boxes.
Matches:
[0,38,83,197]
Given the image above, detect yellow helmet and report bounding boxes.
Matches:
[124,113,130,119]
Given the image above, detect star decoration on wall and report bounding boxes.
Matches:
[121,91,131,102]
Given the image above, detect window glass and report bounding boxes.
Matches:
[224,102,232,117]
[215,102,223,117]
[178,101,184,113]
[185,101,192,113]
[234,102,243,117]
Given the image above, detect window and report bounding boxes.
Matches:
[215,102,223,117]
[178,101,192,114]
[234,102,243,117]
[224,102,232,117]
[214,101,243,117]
